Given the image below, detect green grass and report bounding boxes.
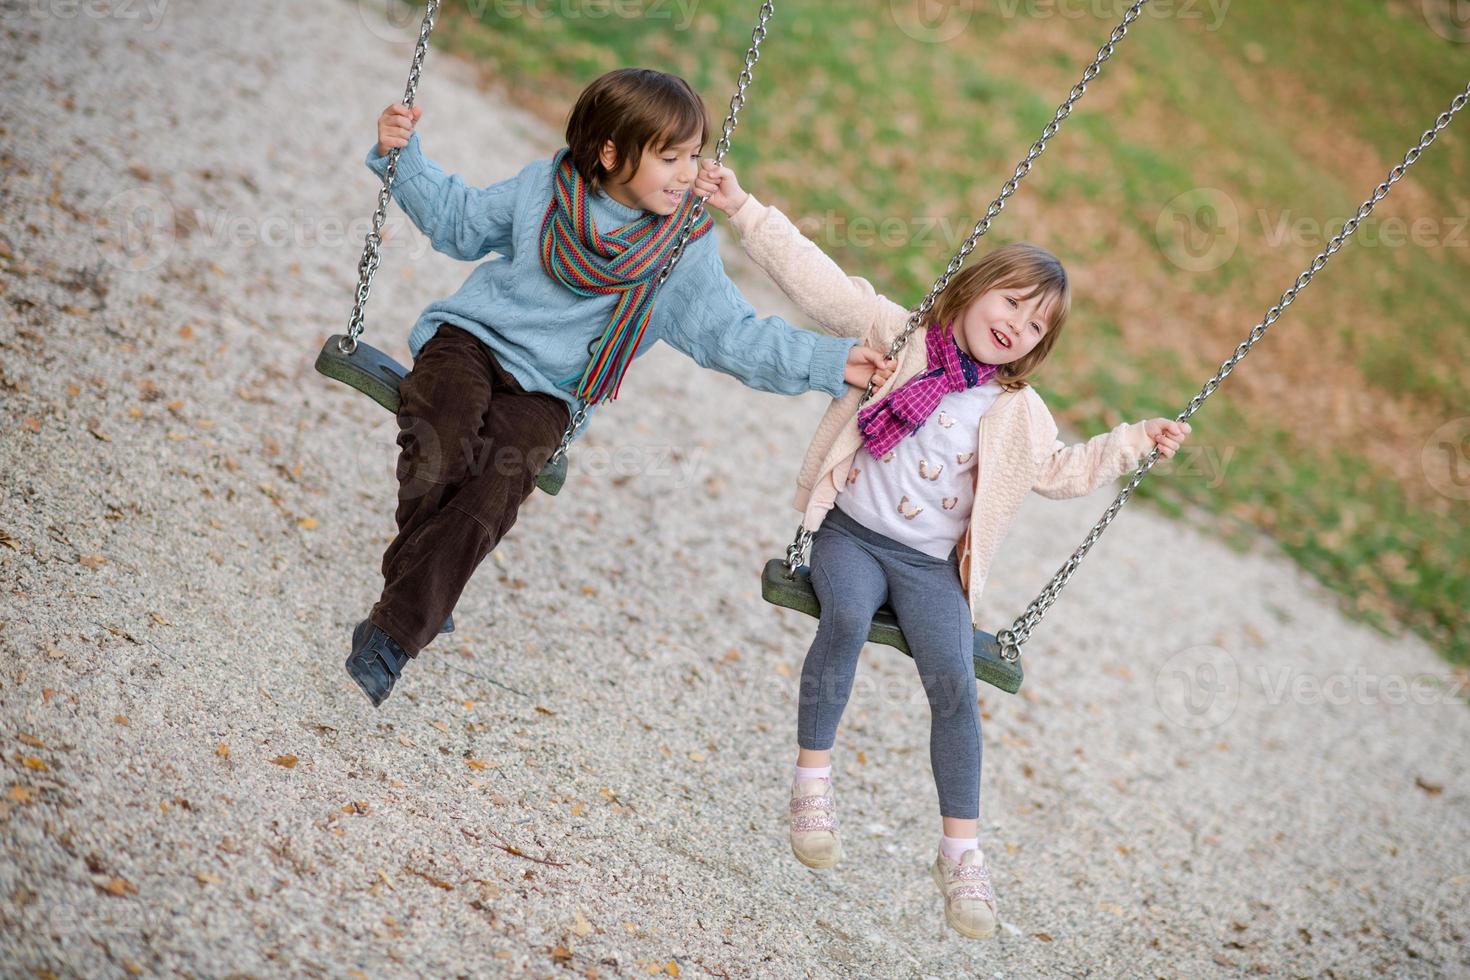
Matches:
[424,0,1470,667]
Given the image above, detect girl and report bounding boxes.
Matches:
[345,68,895,707]
[693,161,1190,939]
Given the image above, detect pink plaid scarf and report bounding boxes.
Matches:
[856,322,998,458]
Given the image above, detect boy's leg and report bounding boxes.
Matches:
[378,324,498,583]
[798,523,889,753]
[885,560,981,823]
[370,339,568,657]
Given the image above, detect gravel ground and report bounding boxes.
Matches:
[1,2,1467,977]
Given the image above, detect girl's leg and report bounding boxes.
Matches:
[884,560,982,837]
[797,522,890,763]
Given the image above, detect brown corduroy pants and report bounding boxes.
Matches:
[369,324,570,656]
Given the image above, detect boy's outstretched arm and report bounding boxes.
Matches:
[365,104,518,262]
[655,239,864,399]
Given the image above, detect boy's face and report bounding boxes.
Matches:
[600,135,703,216]
[956,286,1052,365]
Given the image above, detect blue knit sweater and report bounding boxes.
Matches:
[364,134,857,429]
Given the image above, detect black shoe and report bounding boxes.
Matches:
[440,613,455,635]
[345,620,412,707]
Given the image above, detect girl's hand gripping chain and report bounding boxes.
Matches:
[694,160,750,218]
[1143,419,1192,459]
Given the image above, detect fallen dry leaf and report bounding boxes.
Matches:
[114,715,129,726]
[22,417,41,434]
[466,759,489,771]
[148,611,169,626]
[78,554,106,570]
[87,423,111,442]
[17,733,44,749]
[0,529,17,550]
[195,872,221,885]
[66,383,81,398]
[270,754,298,769]
[22,757,48,772]
[215,743,229,759]
[8,785,35,804]
[1415,776,1444,795]
[297,517,318,530]
[98,877,137,897]
[572,909,594,938]
[550,946,572,965]
[534,706,555,717]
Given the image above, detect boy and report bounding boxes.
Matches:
[346,67,893,706]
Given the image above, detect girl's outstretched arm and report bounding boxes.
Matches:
[696,163,910,347]
[1032,416,1189,499]
[1032,419,1158,500]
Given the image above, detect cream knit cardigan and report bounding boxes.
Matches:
[728,196,1158,627]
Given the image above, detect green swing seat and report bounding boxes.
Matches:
[760,559,1024,694]
[315,334,567,496]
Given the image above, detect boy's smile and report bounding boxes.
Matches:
[600,135,703,217]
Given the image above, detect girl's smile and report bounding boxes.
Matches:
[956,287,1053,365]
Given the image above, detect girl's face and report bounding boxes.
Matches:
[955,285,1053,366]
[600,135,702,216]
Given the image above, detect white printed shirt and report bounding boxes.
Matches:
[835,380,1004,559]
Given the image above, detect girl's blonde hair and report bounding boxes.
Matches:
[923,242,1071,392]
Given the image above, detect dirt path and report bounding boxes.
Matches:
[1,2,1466,976]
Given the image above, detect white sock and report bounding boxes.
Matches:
[940,835,981,863]
[793,764,831,784]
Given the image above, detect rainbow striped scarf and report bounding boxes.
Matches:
[539,148,712,404]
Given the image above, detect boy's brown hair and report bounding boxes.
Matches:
[565,68,709,190]
[923,242,1071,392]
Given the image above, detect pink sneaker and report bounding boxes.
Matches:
[788,778,842,868]
[931,848,999,939]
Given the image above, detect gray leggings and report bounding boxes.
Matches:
[797,506,982,820]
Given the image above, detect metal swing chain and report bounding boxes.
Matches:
[547,0,777,467]
[991,80,1470,664]
[784,0,1153,578]
[341,0,441,356]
